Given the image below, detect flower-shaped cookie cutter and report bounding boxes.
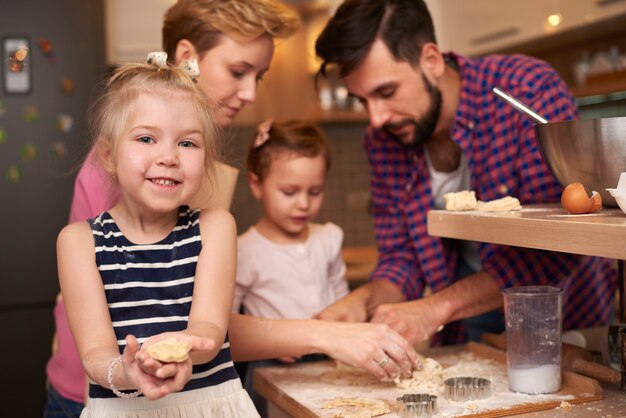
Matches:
[396,393,437,417]
[444,376,491,402]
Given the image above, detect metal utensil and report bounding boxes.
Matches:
[492,87,548,124]
[396,394,437,418]
[444,377,491,401]
[493,87,626,207]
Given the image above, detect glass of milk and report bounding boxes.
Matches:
[502,286,562,394]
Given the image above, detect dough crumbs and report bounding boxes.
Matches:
[321,397,390,418]
[557,401,572,409]
[395,357,444,392]
[395,352,503,392]
[466,403,479,411]
[146,338,191,362]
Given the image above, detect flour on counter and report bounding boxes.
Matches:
[321,397,390,418]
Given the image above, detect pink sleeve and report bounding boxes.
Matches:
[69,146,121,223]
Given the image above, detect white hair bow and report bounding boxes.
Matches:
[146,52,199,82]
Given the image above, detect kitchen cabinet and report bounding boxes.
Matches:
[426,205,626,322]
[104,0,174,65]
[428,0,626,57]
[236,6,368,126]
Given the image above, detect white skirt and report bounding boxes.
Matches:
[80,379,260,418]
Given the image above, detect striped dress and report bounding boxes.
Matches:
[81,206,259,417]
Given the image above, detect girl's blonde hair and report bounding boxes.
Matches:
[248,120,331,181]
[88,62,220,189]
[163,0,301,60]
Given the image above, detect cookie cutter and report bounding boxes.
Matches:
[396,393,437,417]
[444,377,491,402]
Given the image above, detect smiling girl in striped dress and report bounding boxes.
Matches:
[56,58,258,417]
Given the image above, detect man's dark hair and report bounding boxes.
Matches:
[315,0,436,78]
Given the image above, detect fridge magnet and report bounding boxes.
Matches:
[20,143,37,162]
[23,105,38,123]
[51,141,67,159]
[0,127,6,144]
[61,77,74,95]
[56,114,73,133]
[2,37,31,94]
[5,165,21,183]
[38,37,55,63]
[0,100,6,116]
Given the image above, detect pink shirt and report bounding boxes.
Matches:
[46,147,121,403]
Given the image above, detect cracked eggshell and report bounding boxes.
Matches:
[561,182,602,214]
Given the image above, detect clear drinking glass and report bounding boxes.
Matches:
[503,286,563,394]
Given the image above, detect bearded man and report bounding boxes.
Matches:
[314,0,616,346]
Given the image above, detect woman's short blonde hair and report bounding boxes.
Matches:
[88,62,220,189]
[163,0,300,59]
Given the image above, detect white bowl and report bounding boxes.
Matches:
[606,186,626,215]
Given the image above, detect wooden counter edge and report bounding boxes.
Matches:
[253,367,318,418]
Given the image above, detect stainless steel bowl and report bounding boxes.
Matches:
[535,117,626,207]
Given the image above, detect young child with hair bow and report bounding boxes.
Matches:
[57,56,259,417]
[233,120,350,417]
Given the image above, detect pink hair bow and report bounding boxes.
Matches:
[254,119,273,148]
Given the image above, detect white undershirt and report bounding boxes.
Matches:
[425,150,482,273]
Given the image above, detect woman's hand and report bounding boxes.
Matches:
[316,321,421,381]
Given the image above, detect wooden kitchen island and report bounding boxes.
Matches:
[255,205,626,417]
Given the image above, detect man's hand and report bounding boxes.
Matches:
[316,281,405,322]
[370,298,446,345]
[315,291,368,322]
[370,273,503,344]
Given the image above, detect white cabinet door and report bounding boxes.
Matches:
[105,0,176,65]
[427,0,626,56]
[427,0,545,56]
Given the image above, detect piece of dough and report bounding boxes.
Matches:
[444,190,522,212]
[444,190,477,211]
[395,357,444,392]
[322,397,390,418]
[146,338,191,362]
[477,196,521,211]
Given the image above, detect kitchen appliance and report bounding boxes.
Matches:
[493,87,626,207]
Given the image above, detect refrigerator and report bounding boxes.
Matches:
[0,0,106,414]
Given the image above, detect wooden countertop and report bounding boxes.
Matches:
[427,205,626,260]
[255,343,625,417]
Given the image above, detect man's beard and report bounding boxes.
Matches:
[383,72,442,149]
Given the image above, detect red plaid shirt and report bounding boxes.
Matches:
[365,53,617,341]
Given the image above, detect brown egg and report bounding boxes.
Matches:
[561,182,602,214]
